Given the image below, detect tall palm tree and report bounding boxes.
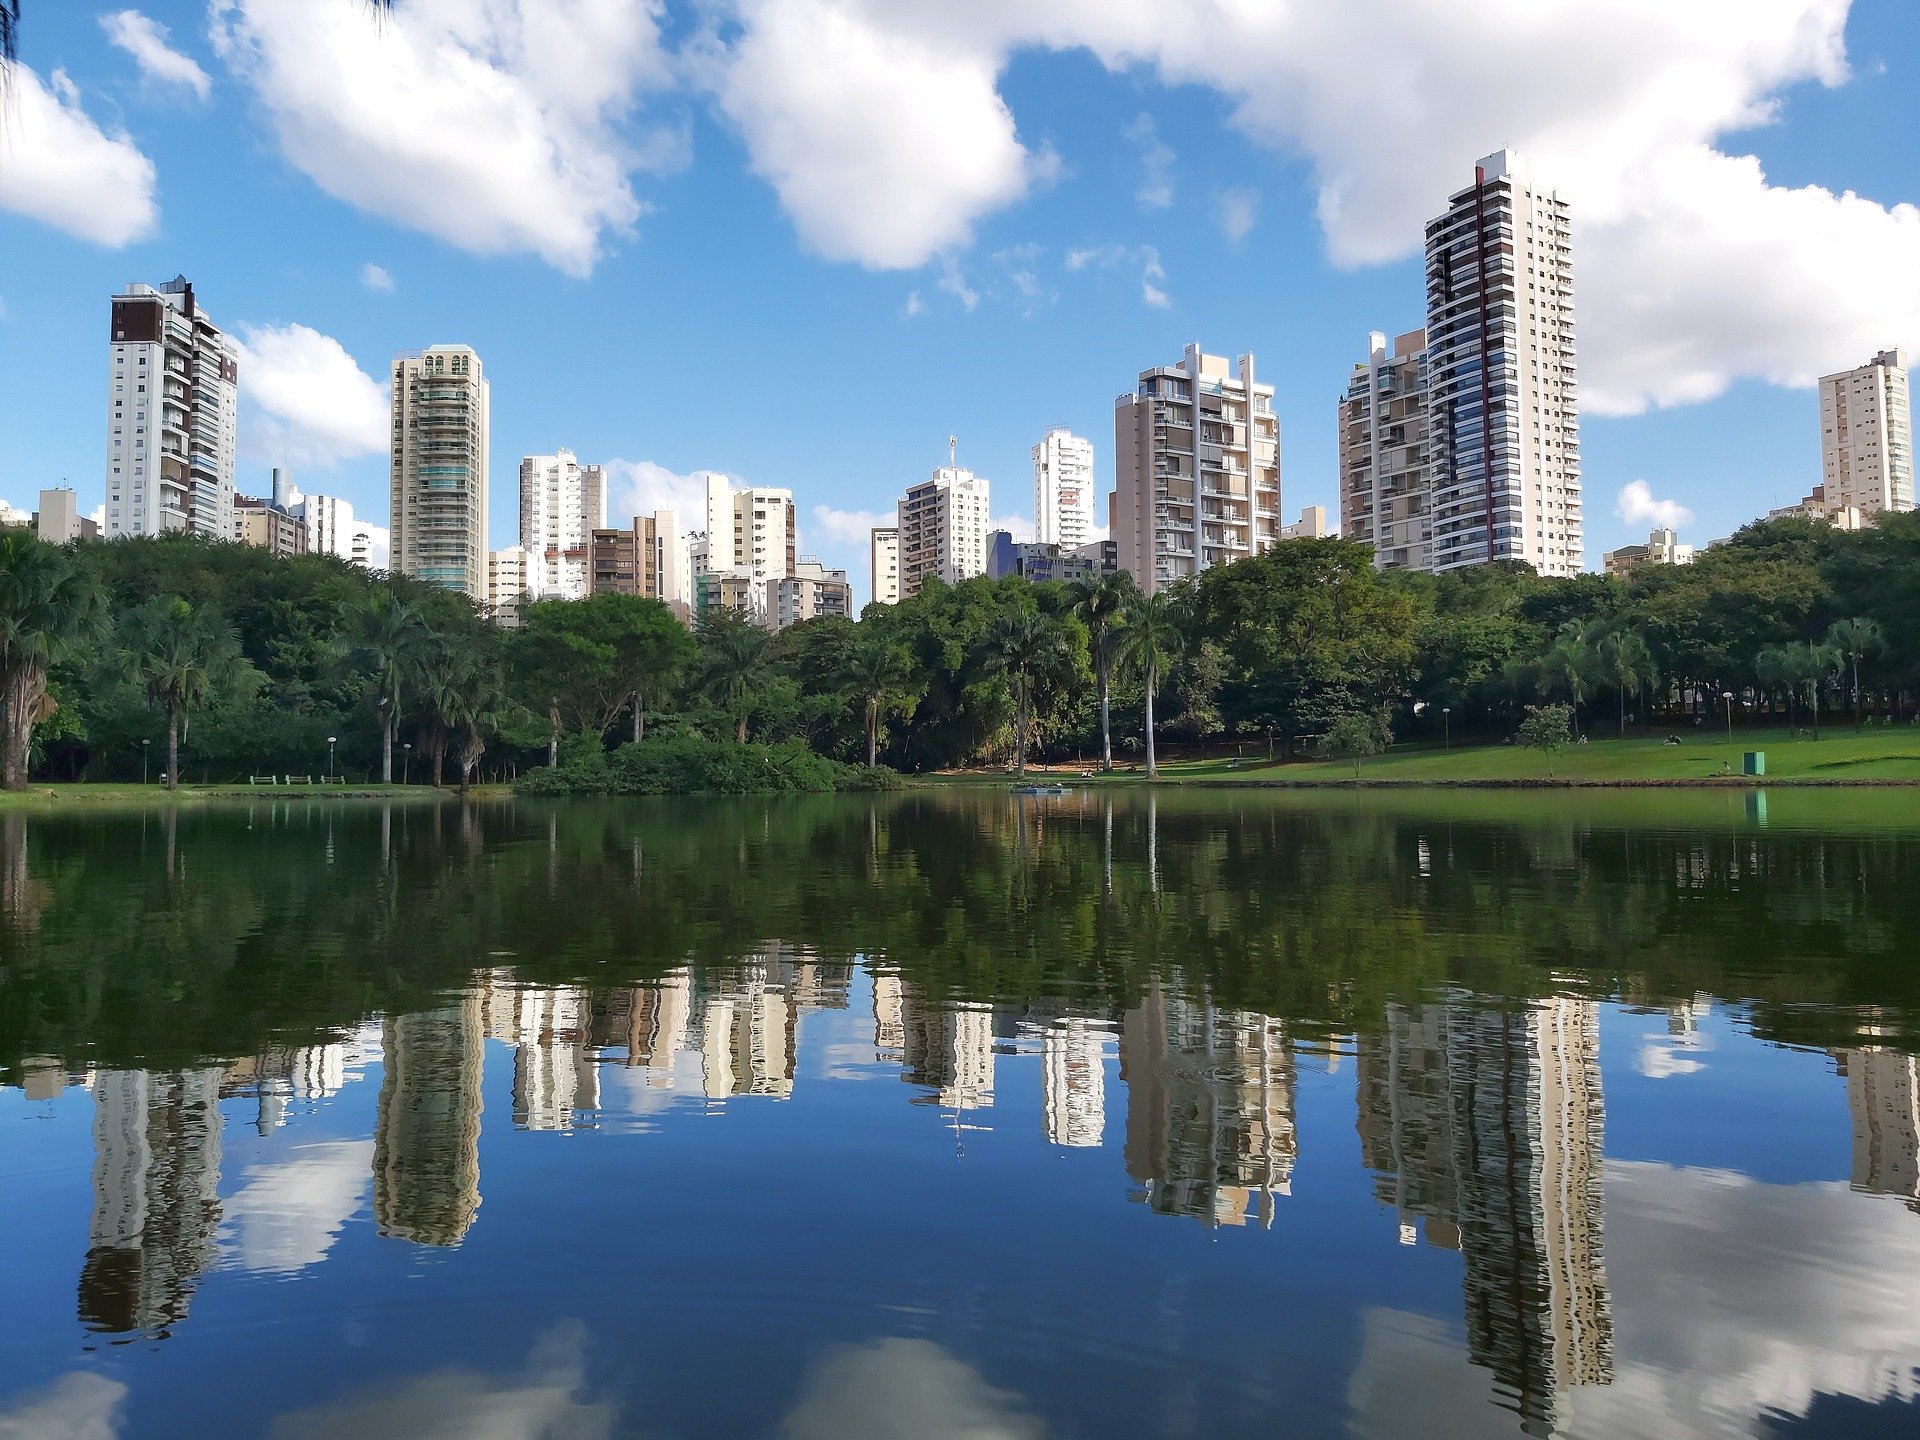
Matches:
[695,614,771,743]
[1755,646,1796,729]
[0,533,96,790]
[352,590,429,783]
[1824,616,1885,729]
[1116,589,1188,780]
[840,636,918,768]
[416,640,478,786]
[1069,570,1136,771]
[443,657,504,795]
[1538,623,1598,735]
[976,611,1075,777]
[1786,640,1842,739]
[129,597,247,791]
[1593,628,1653,739]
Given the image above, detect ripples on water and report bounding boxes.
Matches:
[2,791,1919,1438]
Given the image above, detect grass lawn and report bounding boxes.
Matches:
[933,728,1920,786]
[0,782,452,809]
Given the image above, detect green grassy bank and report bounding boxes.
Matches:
[0,782,472,810]
[934,729,1920,787]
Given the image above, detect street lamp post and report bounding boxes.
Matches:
[327,735,337,779]
[1722,690,1735,745]
[1442,707,1451,751]
[142,738,150,784]
[402,742,412,787]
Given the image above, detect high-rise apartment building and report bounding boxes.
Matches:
[519,450,606,601]
[1819,350,1913,520]
[390,345,490,600]
[870,526,900,606]
[692,474,795,620]
[298,493,379,568]
[1034,427,1096,548]
[590,510,691,622]
[897,465,989,599]
[106,277,238,540]
[233,494,308,557]
[486,546,528,627]
[771,559,853,630]
[1340,329,1433,570]
[1114,345,1282,593]
[1424,150,1582,576]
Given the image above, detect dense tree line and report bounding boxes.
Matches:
[0,511,1914,789]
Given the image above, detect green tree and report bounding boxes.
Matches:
[1537,623,1598,732]
[1785,640,1842,738]
[0,533,97,789]
[128,597,250,790]
[351,589,430,784]
[1116,589,1189,779]
[839,636,919,768]
[1517,702,1574,779]
[976,611,1076,777]
[1593,627,1654,738]
[516,593,694,745]
[1316,709,1391,781]
[695,613,772,743]
[1824,616,1885,728]
[1068,571,1136,771]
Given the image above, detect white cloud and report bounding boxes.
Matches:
[902,290,926,319]
[101,10,212,100]
[700,0,1918,413]
[1616,479,1695,531]
[1123,112,1174,210]
[783,1339,1044,1440]
[937,256,980,312]
[990,512,1033,542]
[0,64,158,246]
[0,1372,127,1440]
[210,0,675,277]
[1217,187,1258,245]
[223,1140,373,1273]
[709,0,1043,269]
[812,506,895,547]
[603,460,726,526]
[231,323,388,468]
[360,263,396,294]
[1063,242,1168,307]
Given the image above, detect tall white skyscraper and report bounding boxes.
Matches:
[897,462,989,599]
[299,493,382,569]
[1034,427,1095,548]
[870,526,901,606]
[1424,149,1582,576]
[518,450,606,601]
[1819,350,1913,520]
[391,345,490,600]
[1340,329,1434,571]
[105,277,238,540]
[1114,345,1281,594]
[697,472,795,597]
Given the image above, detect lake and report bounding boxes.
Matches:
[3,789,1919,1438]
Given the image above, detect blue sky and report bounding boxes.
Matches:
[2,0,1918,601]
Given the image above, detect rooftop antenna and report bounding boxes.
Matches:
[948,434,958,471]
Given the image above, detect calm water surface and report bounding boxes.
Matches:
[4,789,1920,1438]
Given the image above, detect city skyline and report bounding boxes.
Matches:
[4,3,1919,606]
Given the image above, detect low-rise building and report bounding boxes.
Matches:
[986,531,1117,586]
[35,489,99,544]
[233,493,308,558]
[1767,485,1866,531]
[770,559,852,629]
[1281,506,1329,540]
[1603,526,1695,577]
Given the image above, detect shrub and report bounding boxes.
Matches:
[515,734,900,796]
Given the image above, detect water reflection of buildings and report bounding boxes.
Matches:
[1120,982,1296,1228]
[1836,1048,1920,1210]
[373,995,485,1246]
[79,1068,224,1334]
[482,979,599,1129]
[1355,996,1612,1434]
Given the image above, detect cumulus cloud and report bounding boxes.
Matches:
[1123,112,1174,210]
[990,513,1034,542]
[101,10,212,100]
[603,460,727,527]
[709,0,1044,268]
[210,0,675,276]
[1616,479,1695,531]
[1217,187,1258,245]
[0,65,158,246]
[0,1372,127,1440]
[231,323,389,468]
[700,0,1918,413]
[812,506,895,547]
[903,291,927,319]
[360,263,396,294]
[224,1141,373,1274]
[937,256,980,313]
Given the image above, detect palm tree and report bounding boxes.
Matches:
[1538,624,1597,735]
[1116,589,1188,780]
[1786,641,1842,739]
[1824,617,1886,728]
[443,658,504,795]
[840,636,918,768]
[1755,646,1796,729]
[695,614,771,743]
[0,533,96,790]
[1593,628,1653,739]
[417,641,481,786]
[129,597,247,791]
[976,611,1075,778]
[352,590,429,783]
[1069,571,1135,771]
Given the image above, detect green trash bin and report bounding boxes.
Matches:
[1743,751,1765,776]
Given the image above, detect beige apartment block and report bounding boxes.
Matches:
[870,526,901,606]
[519,450,606,601]
[770,559,853,630]
[1602,527,1693,577]
[1819,349,1913,519]
[1425,150,1582,577]
[486,545,527,627]
[1340,329,1433,570]
[1114,344,1281,593]
[391,346,490,600]
[897,466,989,598]
[233,494,308,558]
